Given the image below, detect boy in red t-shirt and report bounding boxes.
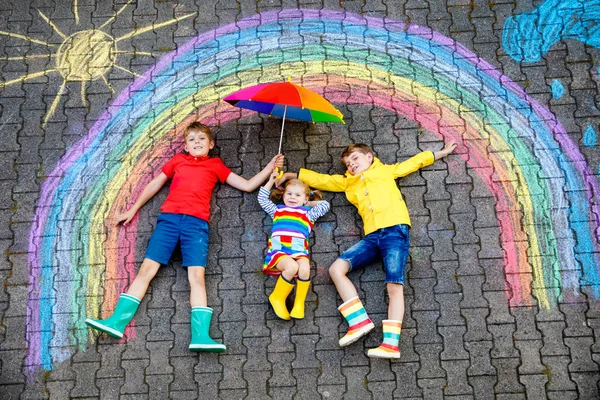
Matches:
[86,122,283,352]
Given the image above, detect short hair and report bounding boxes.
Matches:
[341,143,373,161]
[184,122,213,142]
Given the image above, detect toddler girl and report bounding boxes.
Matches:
[258,170,330,320]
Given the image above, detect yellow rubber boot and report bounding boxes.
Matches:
[269,276,294,320]
[290,278,311,319]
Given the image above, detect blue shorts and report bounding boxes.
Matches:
[145,213,209,268]
[338,224,410,284]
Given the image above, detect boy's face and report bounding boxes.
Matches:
[283,184,309,207]
[343,150,373,175]
[184,130,214,157]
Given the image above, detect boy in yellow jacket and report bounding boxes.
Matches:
[278,141,456,358]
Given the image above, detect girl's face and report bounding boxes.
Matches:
[283,183,309,207]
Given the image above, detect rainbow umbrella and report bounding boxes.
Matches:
[224,79,344,158]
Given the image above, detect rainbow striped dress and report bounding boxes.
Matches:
[258,187,330,273]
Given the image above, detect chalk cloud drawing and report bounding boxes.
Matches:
[0,0,194,126]
[20,9,600,373]
[584,125,598,147]
[551,79,564,99]
[502,0,600,62]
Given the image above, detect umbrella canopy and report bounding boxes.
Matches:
[223,80,344,124]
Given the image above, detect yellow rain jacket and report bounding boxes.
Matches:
[298,151,435,235]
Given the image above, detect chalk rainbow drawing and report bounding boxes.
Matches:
[502,0,600,62]
[26,9,600,370]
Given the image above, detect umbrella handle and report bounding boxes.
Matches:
[275,167,284,179]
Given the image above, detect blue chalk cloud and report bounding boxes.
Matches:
[503,0,600,62]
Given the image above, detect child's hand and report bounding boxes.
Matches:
[115,209,136,226]
[269,169,279,182]
[268,154,285,170]
[434,140,457,159]
[443,140,457,155]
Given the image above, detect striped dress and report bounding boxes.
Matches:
[258,187,330,273]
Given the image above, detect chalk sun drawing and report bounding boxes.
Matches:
[0,0,194,126]
[26,9,600,372]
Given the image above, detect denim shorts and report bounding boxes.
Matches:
[145,213,209,267]
[339,224,410,284]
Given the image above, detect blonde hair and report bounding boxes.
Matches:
[270,179,323,203]
[184,122,213,142]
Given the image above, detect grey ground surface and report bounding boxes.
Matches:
[1,0,600,399]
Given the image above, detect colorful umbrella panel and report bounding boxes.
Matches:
[223,80,344,124]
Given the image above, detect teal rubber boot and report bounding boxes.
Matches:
[189,307,226,352]
[85,293,141,338]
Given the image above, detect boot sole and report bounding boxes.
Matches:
[85,318,123,338]
[339,322,375,347]
[367,350,401,359]
[189,344,226,353]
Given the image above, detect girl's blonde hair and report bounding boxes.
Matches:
[270,179,323,203]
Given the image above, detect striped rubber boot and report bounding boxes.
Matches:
[367,320,402,359]
[338,296,375,347]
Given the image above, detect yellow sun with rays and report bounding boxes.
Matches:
[0,0,195,126]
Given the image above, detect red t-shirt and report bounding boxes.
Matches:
[160,153,232,222]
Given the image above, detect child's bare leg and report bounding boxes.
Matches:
[328,258,358,301]
[332,258,374,346]
[188,266,207,307]
[366,282,405,358]
[386,283,405,321]
[86,258,159,337]
[296,258,310,280]
[277,257,300,281]
[126,258,161,299]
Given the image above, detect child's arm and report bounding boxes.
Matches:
[116,172,169,226]
[262,169,279,191]
[433,140,457,160]
[257,170,279,218]
[392,140,458,178]
[226,154,284,192]
[307,200,330,222]
[277,170,347,193]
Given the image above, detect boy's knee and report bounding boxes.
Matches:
[138,259,160,280]
[329,259,349,279]
[386,282,404,296]
[187,267,205,285]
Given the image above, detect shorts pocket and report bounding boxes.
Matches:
[291,237,305,252]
